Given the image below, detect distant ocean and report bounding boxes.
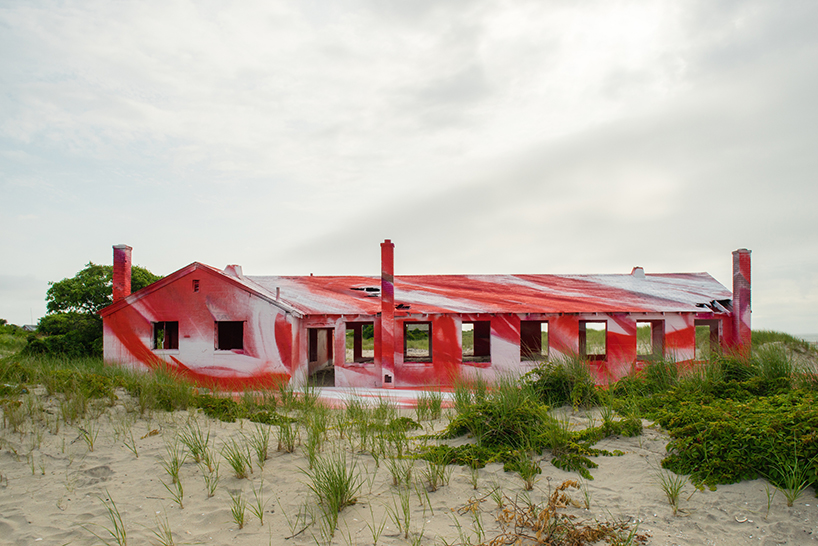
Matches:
[797,334,818,345]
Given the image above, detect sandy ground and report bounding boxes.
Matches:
[1,388,817,546]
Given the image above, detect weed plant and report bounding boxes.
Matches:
[230,491,246,529]
[179,420,211,464]
[524,354,598,408]
[151,511,175,546]
[276,420,297,453]
[643,358,680,393]
[768,449,816,507]
[302,449,362,537]
[420,449,451,492]
[79,420,101,452]
[85,492,127,546]
[513,451,541,491]
[752,344,796,384]
[386,455,413,487]
[275,379,297,413]
[159,440,187,484]
[489,481,646,545]
[247,423,270,470]
[221,437,252,479]
[654,469,687,515]
[199,460,219,498]
[248,478,268,525]
[365,503,387,546]
[386,484,412,539]
[452,377,474,415]
[162,478,184,509]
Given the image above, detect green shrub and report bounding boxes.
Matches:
[639,387,818,489]
[197,395,241,422]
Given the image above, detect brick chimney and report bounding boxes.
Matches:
[113,244,133,303]
[732,248,751,354]
[379,239,395,387]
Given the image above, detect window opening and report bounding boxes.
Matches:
[694,319,720,359]
[152,321,179,350]
[345,322,374,364]
[404,322,432,362]
[216,321,244,351]
[637,320,664,360]
[579,321,606,360]
[462,321,491,362]
[520,320,548,360]
[192,279,200,292]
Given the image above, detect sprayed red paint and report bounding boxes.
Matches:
[731,249,752,355]
[101,243,748,390]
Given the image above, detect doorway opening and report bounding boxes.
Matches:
[694,319,720,360]
[308,327,335,386]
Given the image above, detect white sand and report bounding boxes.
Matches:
[1,388,816,546]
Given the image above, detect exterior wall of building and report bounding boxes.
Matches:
[102,241,746,391]
[103,268,295,390]
[105,284,728,390]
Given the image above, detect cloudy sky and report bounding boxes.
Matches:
[1,1,816,334]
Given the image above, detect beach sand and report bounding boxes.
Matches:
[1,388,816,546]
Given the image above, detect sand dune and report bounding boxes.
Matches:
[1,387,816,546]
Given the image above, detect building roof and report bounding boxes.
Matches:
[246,271,733,316]
[100,261,733,318]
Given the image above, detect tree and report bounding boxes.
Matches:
[25,262,162,357]
[46,262,162,314]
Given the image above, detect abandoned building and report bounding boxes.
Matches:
[99,241,751,390]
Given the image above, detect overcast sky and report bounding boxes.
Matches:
[1,1,816,334]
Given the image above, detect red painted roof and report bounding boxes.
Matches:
[100,261,732,318]
[246,271,732,316]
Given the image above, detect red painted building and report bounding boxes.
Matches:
[100,241,751,389]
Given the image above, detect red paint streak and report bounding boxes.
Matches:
[112,245,132,302]
[380,240,395,387]
[102,245,743,390]
[550,315,579,356]
[731,249,751,355]
[432,315,459,381]
[108,309,163,368]
[275,314,292,372]
[491,315,520,344]
[248,271,731,317]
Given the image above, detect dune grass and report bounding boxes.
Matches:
[0,328,816,545]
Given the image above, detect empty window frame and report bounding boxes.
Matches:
[462,321,491,362]
[345,322,374,363]
[579,321,607,360]
[636,320,665,360]
[216,321,244,351]
[152,321,179,350]
[694,319,720,359]
[404,322,432,362]
[520,320,548,360]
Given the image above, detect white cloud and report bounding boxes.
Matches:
[0,1,816,333]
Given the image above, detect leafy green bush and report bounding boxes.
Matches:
[24,262,163,357]
[0,321,29,358]
[658,391,818,490]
